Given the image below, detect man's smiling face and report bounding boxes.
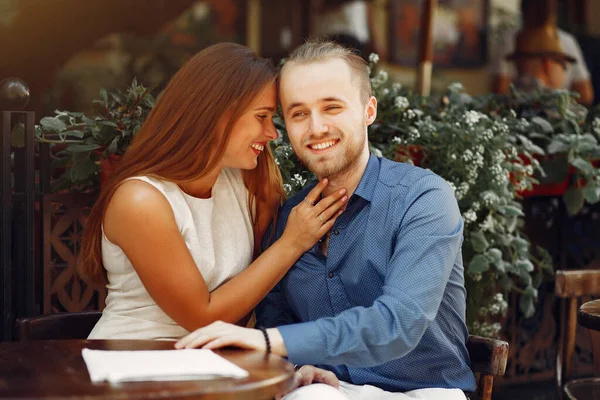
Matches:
[279,58,375,178]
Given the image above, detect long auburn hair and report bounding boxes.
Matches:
[78,43,285,284]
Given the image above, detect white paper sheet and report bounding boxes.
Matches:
[82,348,249,383]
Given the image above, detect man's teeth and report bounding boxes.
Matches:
[310,140,337,150]
[251,143,264,151]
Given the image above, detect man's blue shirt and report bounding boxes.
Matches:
[256,155,476,393]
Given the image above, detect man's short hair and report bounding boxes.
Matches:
[280,40,372,104]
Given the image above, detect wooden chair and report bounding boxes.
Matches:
[466,334,509,400]
[15,311,102,341]
[555,270,600,399]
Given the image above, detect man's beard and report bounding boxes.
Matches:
[294,125,366,179]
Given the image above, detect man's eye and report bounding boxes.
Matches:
[292,112,306,118]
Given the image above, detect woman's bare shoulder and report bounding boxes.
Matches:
[103,179,176,244]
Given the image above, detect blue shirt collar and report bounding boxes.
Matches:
[353,154,380,202]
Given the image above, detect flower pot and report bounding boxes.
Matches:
[395,145,424,166]
[100,155,121,187]
[516,154,571,197]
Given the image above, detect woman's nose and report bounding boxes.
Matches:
[264,123,278,140]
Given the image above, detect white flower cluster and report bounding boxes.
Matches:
[371,70,389,89]
[490,164,508,186]
[392,136,403,144]
[464,110,487,126]
[516,118,530,131]
[394,96,409,110]
[403,109,422,120]
[481,129,494,141]
[593,117,600,133]
[488,293,508,316]
[472,321,502,338]
[481,190,500,207]
[291,173,307,187]
[478,214,495,232]
[462,149,484,171]
[415,116,435,136]
[368,53,380,64]
[492,150,506,164]
[463,210,477,224]
[283,183,293,195]
[407,127,421,141]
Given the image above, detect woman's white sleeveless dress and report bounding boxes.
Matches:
[88,168,253,340]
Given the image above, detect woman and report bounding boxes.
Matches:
[79,43,348,340]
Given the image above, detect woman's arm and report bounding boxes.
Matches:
[104,179,346,332]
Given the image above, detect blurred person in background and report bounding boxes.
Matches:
[491,0,593,105]
[312,0,379,59]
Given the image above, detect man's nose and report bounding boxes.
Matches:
[309,114,329,135]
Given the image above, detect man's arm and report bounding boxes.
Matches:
[276,175,463,367]
[563,33,593,105]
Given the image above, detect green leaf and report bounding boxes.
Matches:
[69,154,99,182]
[100,88,108,106]
[468,254,490,274]
[99,120,118,128]
[531,116,553,134]
[519,293,536,318]
[40,116,67,132]
[584,185,600,204]
[66,144,101,152]
[506,215,518,233]
[510,237,529,253]
[547,140,570,154]
[63,129,85,139]
[563,186,585,216]
[516,259,535,273]
[486,248,505,272]
[571,157,596,176]
[107,136,119,155]
[470,231,489,253]
[502,205,523,217]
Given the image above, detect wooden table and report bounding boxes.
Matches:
[578,299,600,375]
[0,339,295,399]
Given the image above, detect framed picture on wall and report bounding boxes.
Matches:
[389,0,489,68]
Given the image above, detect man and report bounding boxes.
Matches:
[505,24,574,92]
[176,40,476,400]
[491,0,593,104]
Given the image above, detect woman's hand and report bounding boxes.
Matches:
[175,321,269,351]
[280,178,347,253]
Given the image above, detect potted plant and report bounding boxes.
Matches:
[35,79,155,191]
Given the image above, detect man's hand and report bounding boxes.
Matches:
[275,365,339,400]
[175,321,287,356]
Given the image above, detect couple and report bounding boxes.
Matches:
[80,40,476,400]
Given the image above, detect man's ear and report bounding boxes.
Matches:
[365,96,377,126]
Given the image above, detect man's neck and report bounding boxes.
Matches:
[320,149,370,199]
